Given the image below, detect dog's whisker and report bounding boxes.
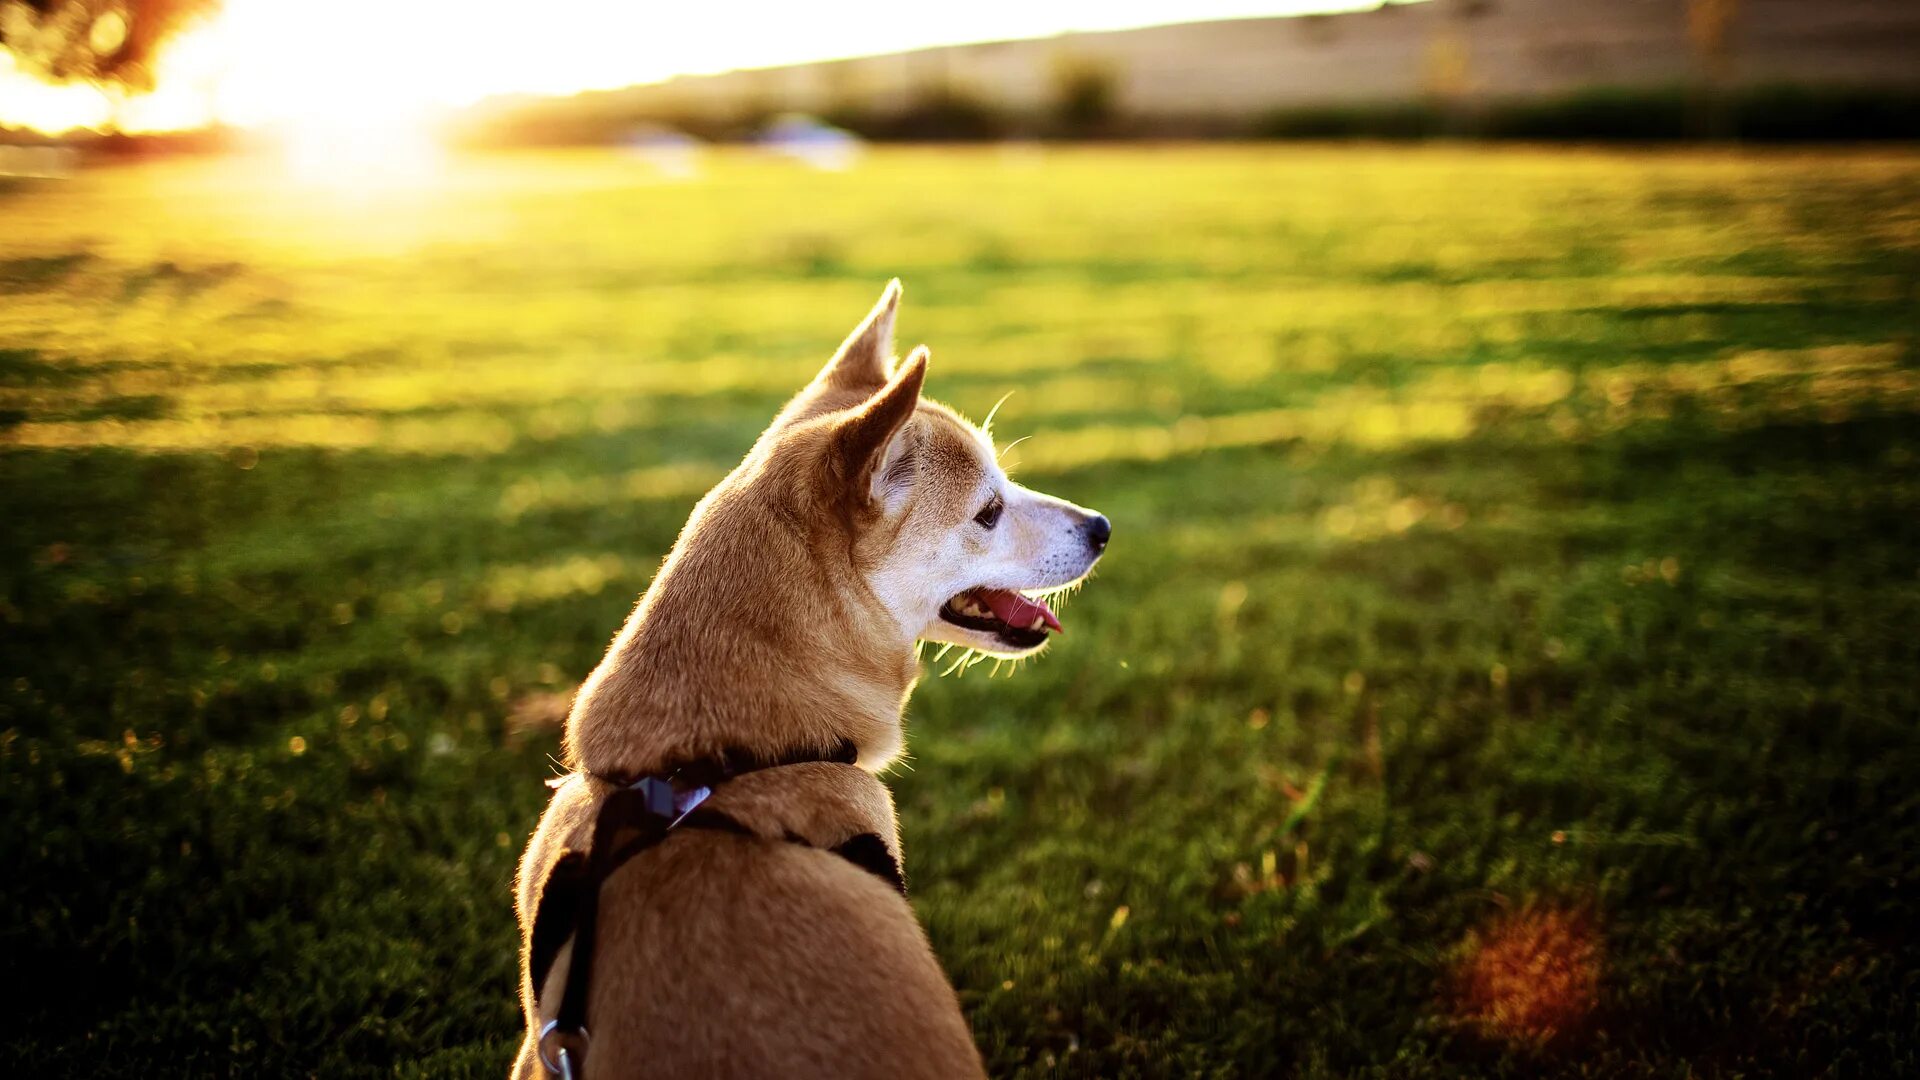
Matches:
[982,390,1016,436]
[1024,578,1088,603]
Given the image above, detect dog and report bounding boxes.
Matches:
[511,280,1109,1078]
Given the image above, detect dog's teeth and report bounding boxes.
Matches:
[1028,616,1045,630]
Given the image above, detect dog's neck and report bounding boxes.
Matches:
[564,484,918,780]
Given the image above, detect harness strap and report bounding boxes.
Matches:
[553,780,670,1039]
[829,831,908,895]
[533,739,891,1076]
[528,852,590,1008]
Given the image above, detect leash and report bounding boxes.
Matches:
[534,739,878,1078]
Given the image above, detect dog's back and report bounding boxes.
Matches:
[512,768,983,1079]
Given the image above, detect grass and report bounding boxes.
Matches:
[2,145,1918,1078]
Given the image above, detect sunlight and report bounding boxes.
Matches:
[273,115,447,188]
[201,3,452,129]
[0,49,112,132]
[2,1,1405,137]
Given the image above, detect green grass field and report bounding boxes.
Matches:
[3,145,1918,1077]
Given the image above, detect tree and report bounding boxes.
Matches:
[1687,0,1739,137]
[0,0,216,90]
[1049,53,1118,137]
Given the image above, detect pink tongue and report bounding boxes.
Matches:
[979,589,1063,633]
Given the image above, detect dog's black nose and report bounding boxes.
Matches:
[1085,513,1111,553]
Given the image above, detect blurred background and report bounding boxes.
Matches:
[3,1,1918,1076]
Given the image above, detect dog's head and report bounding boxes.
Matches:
[756,280,1109,660]
[565,281,1108,773]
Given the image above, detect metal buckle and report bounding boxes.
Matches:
[537,1019,589,1078]
[631,774,677,818]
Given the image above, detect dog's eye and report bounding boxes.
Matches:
[973,497,1003,530]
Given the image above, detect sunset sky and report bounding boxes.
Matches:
[1,0,1408,134]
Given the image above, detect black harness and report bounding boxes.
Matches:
[530,740,903,1078]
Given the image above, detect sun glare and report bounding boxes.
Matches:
[1453,905,1600,1043]
[272,116,446,188]
[2,1,1396,143]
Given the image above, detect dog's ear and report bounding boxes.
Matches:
[832,345,927,507]
[816,279,901,393]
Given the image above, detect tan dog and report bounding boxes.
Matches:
[512,281,1109,1078]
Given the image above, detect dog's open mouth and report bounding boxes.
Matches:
[938,588,1063,649]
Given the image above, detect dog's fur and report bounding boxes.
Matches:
[512,282,1106,1078]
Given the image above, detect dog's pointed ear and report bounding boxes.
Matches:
[817,279,902,393]
[833,345,927,506]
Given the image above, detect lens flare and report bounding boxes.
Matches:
[1453,905,1600,1042]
